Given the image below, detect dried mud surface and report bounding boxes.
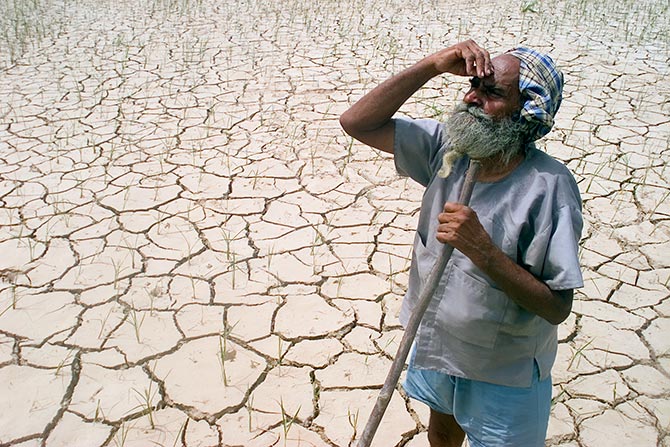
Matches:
[0,0,668,446]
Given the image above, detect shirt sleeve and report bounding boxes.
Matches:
[542,204,584,290]
[524,203,584,291]
[392,116,445,187]
[514,153,584,291]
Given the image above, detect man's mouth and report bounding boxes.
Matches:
[464,105,492,122]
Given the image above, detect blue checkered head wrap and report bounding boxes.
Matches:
[506,47,564,142]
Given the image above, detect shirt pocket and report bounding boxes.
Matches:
[482,215,517,261]
[412,231,439,290]
[402,232,440,324]
[437,264,509,349]
[499,301,539,337]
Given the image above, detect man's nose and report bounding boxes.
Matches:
[463,89,483,106]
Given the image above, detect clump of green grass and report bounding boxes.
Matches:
[348,407,360,443]
[218,318,237,386]
[0,0,65,68]
[279,397,301,447]
[133,381,158,429]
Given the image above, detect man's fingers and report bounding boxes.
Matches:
[436,229,452,244]
[436,221,457,242]
[459,41,478,76]
[461,40,492,77]
[475,48,492,78]
[485,55,494,76]
[433,40,494,77]
[464,57,474,76]
[463,52,476,77]
[439,203,476,228]
[470,45,491,78]
[442,202,464,212]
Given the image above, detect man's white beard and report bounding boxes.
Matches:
[437,103,526,178]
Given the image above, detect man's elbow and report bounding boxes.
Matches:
[547,289,574,325]
[338,113,394,154]
[339,112,369,145]
[339,111,358,137]
[547,308,571,325]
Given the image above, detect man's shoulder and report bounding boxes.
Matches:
[393,116,448,187]
[524,146,582,205]
[394,116,444,135]
[526,146,576,178]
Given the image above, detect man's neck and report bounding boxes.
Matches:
[475,151,525,182]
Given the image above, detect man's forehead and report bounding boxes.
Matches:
[485,54,520,91]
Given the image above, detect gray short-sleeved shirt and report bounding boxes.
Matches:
[393,116,583,387]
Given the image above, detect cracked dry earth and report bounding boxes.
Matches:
[0,0,668,446]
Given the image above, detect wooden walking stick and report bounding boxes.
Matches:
[357,159,481,447]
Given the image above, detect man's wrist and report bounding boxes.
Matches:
[410,55,442,82]
[473,240,506,275]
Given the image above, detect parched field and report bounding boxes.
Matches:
[0,0,668,446]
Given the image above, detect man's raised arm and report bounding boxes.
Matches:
[339,40,494,154]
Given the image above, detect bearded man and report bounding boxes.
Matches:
[340,40,583,447]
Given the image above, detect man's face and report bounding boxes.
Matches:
[462,54,521,119]
[438,58,527,178]
[437,55,526,178]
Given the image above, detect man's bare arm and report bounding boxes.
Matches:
[339,40,494,154]
[437,203,573,325]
